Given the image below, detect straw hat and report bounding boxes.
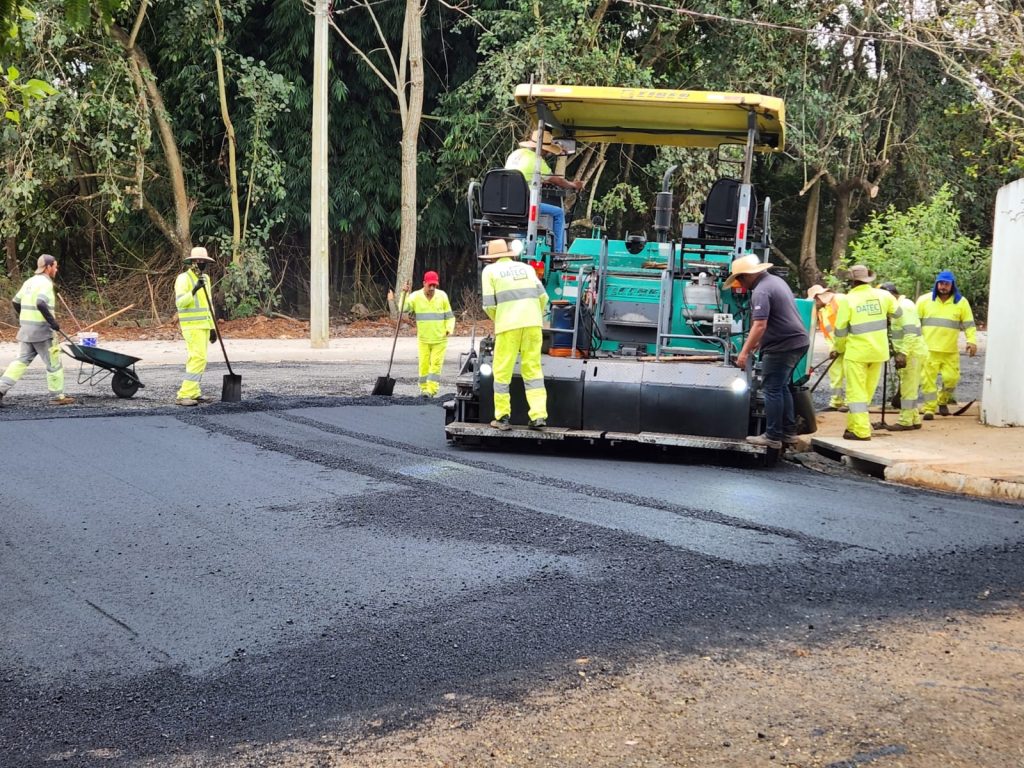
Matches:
[480,239,515,261]
[846,264,876,284]
[186,246,215,262]
[806,284,834,303]
[519,128,563,155]
[722,254,773,289]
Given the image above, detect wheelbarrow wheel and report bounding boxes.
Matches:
[112,370,140,399]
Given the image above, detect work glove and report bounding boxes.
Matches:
[209,329,217,343]
[192,276,207,295]
[49,321,60,333]
[828,349,839,360]
[966,343,977,357]
[893,352,907,370]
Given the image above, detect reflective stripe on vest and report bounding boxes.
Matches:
[836,284,898,362]
[916,292,977,352]
[15,274,55,331]
[402,289,455,343]
[481,259,547,333]
[175,271,214,330]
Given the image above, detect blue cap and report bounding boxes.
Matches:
[933,270,962,303]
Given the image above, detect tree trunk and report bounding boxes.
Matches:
[5,160,19,280]
[799,178,821,288]
[831,182,854,271]
[393,0,424,311]
[213,0,241,264]
[110,18,191,258]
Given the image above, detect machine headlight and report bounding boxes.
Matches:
[479,363,493,377]
[731,377,748,394]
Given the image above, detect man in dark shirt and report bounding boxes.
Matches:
[725,255,810,450]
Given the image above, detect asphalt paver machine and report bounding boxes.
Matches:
[446,84,816,459]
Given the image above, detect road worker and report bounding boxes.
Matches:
[917,270,977,419]
[480,238,548,430]
[880,282,928,431]
[388,271,455,398]
[505,128,583,254]
[0,254,75,406]
[174,246,216,406]
[729,255,810,451]
[832,264,901,441]
[806,284,847,411]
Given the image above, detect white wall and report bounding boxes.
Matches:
[982,179,1024,426]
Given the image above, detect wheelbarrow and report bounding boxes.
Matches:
[60,331,145,399]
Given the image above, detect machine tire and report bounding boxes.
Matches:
[111,370,140,399]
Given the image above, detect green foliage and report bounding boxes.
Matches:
[594,183,648,219]
[220,245,278,318]
[847,185,991,311]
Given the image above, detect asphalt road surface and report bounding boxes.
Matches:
[1,356,1019,767]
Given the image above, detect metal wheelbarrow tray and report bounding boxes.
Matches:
[62,342,145,398]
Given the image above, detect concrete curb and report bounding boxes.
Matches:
[884,464,1024,502]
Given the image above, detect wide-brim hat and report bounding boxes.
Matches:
[722,255,772,289]
[186,246,215,262]
[518,128,563,155]
[846,264,876,284]
[480,239,516,261]
[806,284,834,303]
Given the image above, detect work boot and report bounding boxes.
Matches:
[195,395,212,403]
[842,430,870,441]
[923,412,935,421]
[837,405,849,413]
[938,404,950,416]
[490,415,511,431]
[781,434,800,446]
[51,394,76,405]
[0,391,4,407]
[746,433,783,450]
[528,418,547,431]
[911,423,923,430]
[176,398,199,407]
[887,423,916,432]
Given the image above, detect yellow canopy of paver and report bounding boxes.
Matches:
[514,83,785,152]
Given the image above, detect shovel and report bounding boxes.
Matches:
[201,282,242,402]
[372,290,406,396]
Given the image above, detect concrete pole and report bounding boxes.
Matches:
[981,178,1024,426]
[309,0,330,348]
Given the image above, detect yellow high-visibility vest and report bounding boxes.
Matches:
[400,289,455,344]
[916,292,976,353]
[481,258,548,333]
[175,270,215,330]
[834,284,900,362]
[14,274,56,341]
[889,296,928,357]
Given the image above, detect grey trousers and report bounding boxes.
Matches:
[0,338,65,395]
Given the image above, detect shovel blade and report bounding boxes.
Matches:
[372,376,395,396]
[222,374,242,402]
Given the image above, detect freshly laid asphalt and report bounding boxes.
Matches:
[1,332,1022,766]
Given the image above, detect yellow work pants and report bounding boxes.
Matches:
[418,339,447,396]
[828,350,845,409]
[176,328,210,399]
[493,327,547,422]
[0,340,64,396]
[920,350,958,414]
[897,353,924,427]
[844,358,883,439]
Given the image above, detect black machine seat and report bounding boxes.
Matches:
[480,169,529,219]
[700,178,758,240]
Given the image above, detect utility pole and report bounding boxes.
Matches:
[309,0,330,348]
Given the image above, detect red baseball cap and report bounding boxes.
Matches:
[423,270,440,286]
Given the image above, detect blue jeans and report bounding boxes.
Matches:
[760,346,809,440]
[540,202,566,253]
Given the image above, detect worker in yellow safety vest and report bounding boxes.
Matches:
[806,284,847,411]
[388,270,456,398]
[0,254,76,406]
[480,238,548,430]
[880,282,929,431]
[832,264,901,441]
[174,247,217,406]
[916,270,977,419]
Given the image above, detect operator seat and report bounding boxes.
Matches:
[700,178,758,240]
[477,168,554,245]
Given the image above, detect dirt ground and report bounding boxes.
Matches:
[138,604,1024,768]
